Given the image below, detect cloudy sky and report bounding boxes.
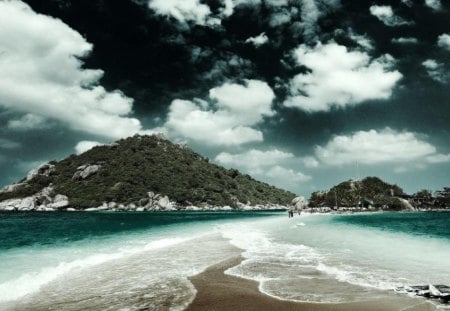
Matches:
[0,0,449,196]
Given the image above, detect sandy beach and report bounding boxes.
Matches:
[186,257,436,311]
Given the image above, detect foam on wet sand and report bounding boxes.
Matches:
[186,256,437,311]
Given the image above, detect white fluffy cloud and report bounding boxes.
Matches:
[349,32,374,51]
[0,1,142,139]
[148,0,219,26]
[369,5,413,27]
[205,0,340,38]
[216,149,294,173]
[301,156,319,168]
[161,80,275,146]
[401,0,413,7]
[425,0,442,11]
[216,149,311,186]
[75,141,102,155]
[7,114,51,131]
[245,32,269,47]
[391,37,418,44]
[313,128,450,166]
[437,33,450,50]
[266,166,311,182]
[422,59,448,83]
[284,42,402,112]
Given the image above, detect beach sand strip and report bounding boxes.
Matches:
[186,257,436,311]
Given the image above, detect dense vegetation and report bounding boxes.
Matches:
[308,177,405,209]
[0,135,296,208]
[435,187,450,205]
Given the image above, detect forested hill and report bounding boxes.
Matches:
[0,135,296,210]
[308,177,405,209]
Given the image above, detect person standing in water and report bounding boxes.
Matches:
[288,209,294,218]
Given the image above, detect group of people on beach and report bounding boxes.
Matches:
[288,209,298,218]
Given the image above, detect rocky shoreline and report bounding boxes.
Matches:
[0,185,294,212]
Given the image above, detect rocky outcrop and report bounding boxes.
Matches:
[157,195,173,210]
[398,198,416,211]
[47,194,69,209]
[0,163,56,194]
[292,196,308,210]
[72,164,101,181]
[0,187,288,212]
[0,173,289,212]
[0,182,27,194]
[0,186,69,211]
[26,163,55,181]
[58,191,288,212]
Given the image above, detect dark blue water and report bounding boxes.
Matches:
[0,211,281,250]
[332,212,450,240]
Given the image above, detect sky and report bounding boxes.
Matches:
[0,0,449,197]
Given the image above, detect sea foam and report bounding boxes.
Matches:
[0,237,189,302]
[219,214,450,303]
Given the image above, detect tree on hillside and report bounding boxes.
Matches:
[413,189,432,199]
[308,191,327,207]
[435,187,450,207]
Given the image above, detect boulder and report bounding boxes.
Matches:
[0,197,36,211]
[0,198,22,211]
[72,164,101,180]
[35,195,51,206]
[292,196,307,210]
[236,202,247,209]
[47,194,69,209]
[26,163,55,181]
[41,185,54,197]
[77,164,89,171]
[18,197,36,211]
[0,185,61,211]
[157,196,172,209]
[127,203,136,210]
[108,202,117,209]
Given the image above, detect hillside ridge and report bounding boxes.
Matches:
[0,134,297,211]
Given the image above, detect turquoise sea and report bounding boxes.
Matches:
[0,211,449,310]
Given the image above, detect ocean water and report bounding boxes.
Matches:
[224,212,450,306]
[0,211,449,310]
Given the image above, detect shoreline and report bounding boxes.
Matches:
[0,208,449,213]
[186,257,436,311]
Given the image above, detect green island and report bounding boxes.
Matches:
[0,135,296,211]
[307,177,449,212]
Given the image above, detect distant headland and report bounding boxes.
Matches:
[305,177,449,213]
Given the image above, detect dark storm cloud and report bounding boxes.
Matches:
[19,0,341,116]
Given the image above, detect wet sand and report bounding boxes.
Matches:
[186,257,436,311]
